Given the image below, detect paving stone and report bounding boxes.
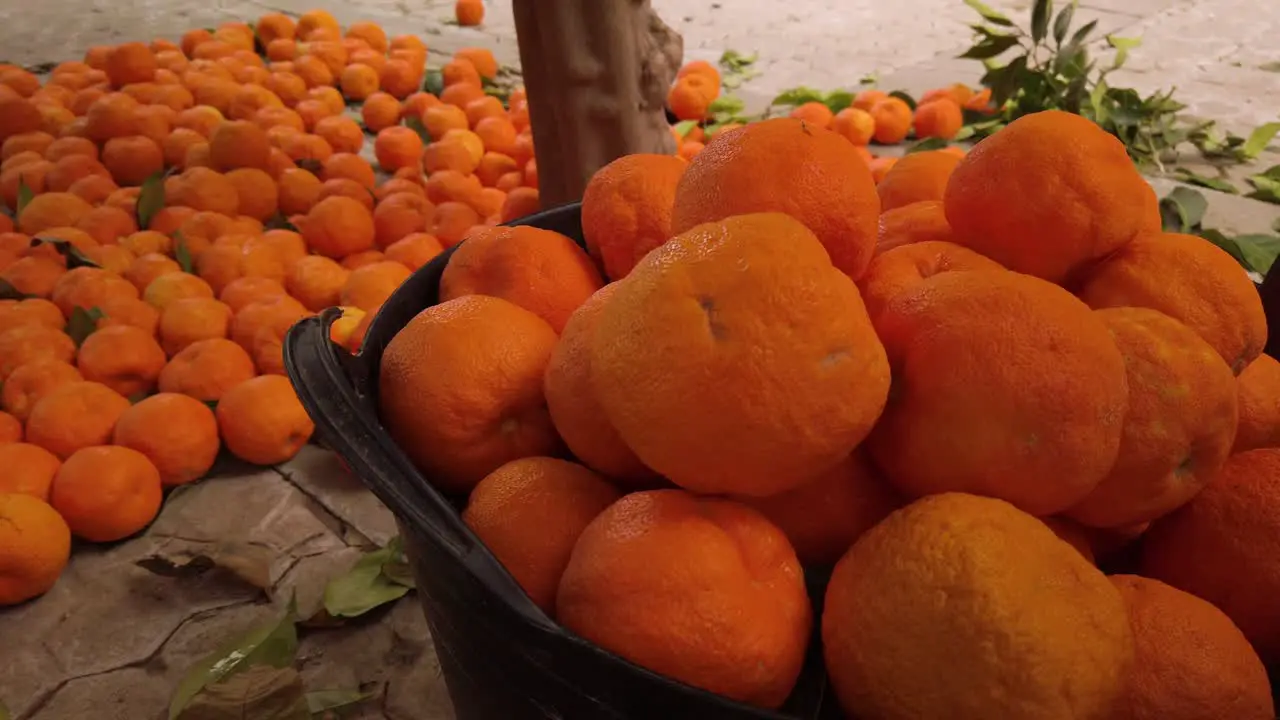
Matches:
[276,446,399,548]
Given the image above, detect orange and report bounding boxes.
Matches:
[286,255,350,311]
[113,392,220,486]
[857,240,1004,321]
[256,13,297,45]
[0,256,65,298]
[340,260,411,312]
[297,195,377,259]
[50,445,163,542]
[76,205,139,245]
[462,457,620,614]
[1077,231,1267,375]
[372,193,429,247]
[105,42,158,88]
[158,297,234,356]
[1140,448,1280,666]
[215,374,314,464]
[17,191,94,235]
[558,489,811,709]
[2,359,82,424]
[832,106,875,145]
[455,0,485,26]
[374,126,423,173]
[157,337,257,402]
[384,233,443,271]
[869,97,912,144]
[0,324,76,382]
[361,92,403,133]
[0,97,43,144]
[143,272,216,311]
[50,266,139,319]
[123,252,180,293]
[944,110,1160,284]
[0,298,64,335]
[97,297,160,337]
[379,295,561,493]
[868,270,1129,516]
[76,324,167,398]
[671,118,880,280]
[422,104,468,141]
[789,101,834,128]
[438,225,603,334]
[339,63,380,101]
[666,76,716,122]
[0,411,19,444]
[167,166,239,215]
[1109,574,1274,720]
[544,284,656,485]
[455,47,498,80]
[912,98,963,139]
[442,58,481,89]
[225,167,280,221]
[314,116,363,154]
[874,149,961,211]
[228,296,308,375]
[0,443,62,500]
[208,119,271,171]
[591,213,890,497]
[422,138,478,175]
[822,493,1133,720]
[277,167,323,216]
[738,451,900,567]
[0,493,71,605]
[219,275,287,313]
[25,380,131,459]
[1234,354,1280,452]
[1066,308,1237,528]
[100,135,163,186]
[580,153,686,281]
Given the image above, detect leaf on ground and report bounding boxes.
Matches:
[174,231,195,273]
[718,49,757,73]
[1197,228,1249,268]
[906,137,951,154]
[64,306,105,347]
[136,542,276,592]
[672,120,699,139]
[404,115,432,144]
[770,86,826,108]
[305,687,376,716]
[1173,169,1239,194]
[1241,122,1280,160]
[15,177,34,217]
[1234,233,1280,275]
[168,601,300,720]
[1247,172,1280,204]
[136,171,167,230]
[176,665,309,720]
[321,537,415,619]
[1258,61,1280,73]
[1159,186,1208,232]
[707,95,745,116]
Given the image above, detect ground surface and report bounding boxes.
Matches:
[1,1,1278,718]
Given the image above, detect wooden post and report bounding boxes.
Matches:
[512,0,682,207]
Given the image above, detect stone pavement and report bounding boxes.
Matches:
[1,1,1279,719]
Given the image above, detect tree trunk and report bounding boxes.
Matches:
[512,0,682,207]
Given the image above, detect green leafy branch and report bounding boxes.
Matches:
[1159,186,1280,276]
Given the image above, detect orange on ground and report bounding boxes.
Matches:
[50,266,139,320]
[384,233,443,271]
[670,118,880,280]
[544,284,656,485]
[220,276,287,313]
[159,297,234,356]
[789,101,835,128]
[1077,231,1268,375]
[157,337,256,403]
[868,270,1129,516]
[0,298,64,335]
[123,252,180,293]
[581,153,686,281]
[76,324,167,398]
[225,168,280,221]
[287,255,350,311]
[374,126,424,173]
[1234,354,1280,452]
[462,457,620,614]
[113,393,220,486]
[17,191,94,235]
[97,297,160,336]
[1139,448,1280,666]
[0,256,65,298]
[667,75,716,122]
[875,200,956,255]
[591,213,890,497]
[869,97,912,144]
[832,107,875,146]
[0,324,76,382]
[912,98,963,139]
[208,119,271,172]
[25,381,130,459]
[1109,574,1274,720]
[0,443,62,500]
[0,493,71,605]
[875,149,962,212]
[455,47,498,79]
[2,358,82,422]
[822,493,1133,720]
[438,225,603,334]
[558,489,811,709]
[455,0,484,26]
[143,271,216,311]
[379,295,561,493]
[340,260,411,312]
[215,374,314,465]
[296,195,376,259]
[50,445,163,542]
[944,110,1160,284]
[857,240,1004,321]
[1066,308,1237,528]
[738,451,901,567]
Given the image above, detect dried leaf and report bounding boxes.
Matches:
[176,666,309,720]
[305,688,375,715]
[136,542,276,592]
[64,306,104,347]
[168,602,299,720]
[321,537,415,619]
[1260,61,1280,73]
[136,171,167,230]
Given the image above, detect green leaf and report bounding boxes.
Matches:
[707,95,745,116]
[422,69,444,96]
[1066,19,1099,50]
[1106,35,1141,69]
[32,237,100,269]
[1234,233,1280,275]
[136,171,167,230]
[823,89,855,114]
[305,688,375,715]
[958,33,1021,60]
[322,538,415,619]
[1030,0,1053,44]
[1052,1,1075,46]
[906,137,951,154]
[888,90,917,111]
[1173,170,1239,194]
[173,231,194,273]
[718,49,757,73]
[1241,122,1280,160]
[963,0,1015,26]
[1197,229,1249,268]
[1161,186,1208,231]
[15,178,34,217]
[672,120,698,139]
[0,279,31,301]
[65,306,105,347]
[168,602,300,720]
[1247,173,1280,204]
[1272,217,1280,233]
[770,86,827,108]
[265,213,299,232]
[404,115,432,144]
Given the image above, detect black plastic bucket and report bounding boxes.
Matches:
[282,203,837,720]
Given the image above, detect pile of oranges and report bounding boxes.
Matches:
[0,10,543,608]
[378,110,1280,718]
